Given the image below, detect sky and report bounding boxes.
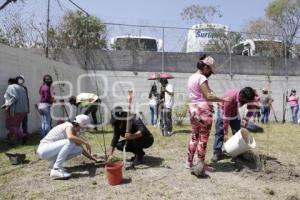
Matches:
[1,0,272,51]
[12,0,272,30]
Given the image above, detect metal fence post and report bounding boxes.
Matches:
[162,27,165,72]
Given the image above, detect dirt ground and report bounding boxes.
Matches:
[0,123,300,200]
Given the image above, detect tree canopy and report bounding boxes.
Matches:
[266,0,300,46]
[55,10,107,49]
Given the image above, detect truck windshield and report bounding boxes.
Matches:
[115,38,158,51]
[254,41,284,57]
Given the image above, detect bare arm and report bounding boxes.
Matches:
[66,126,87,146]
[66,126,103,162]
[82,147,103,162]
[200,81,226,102]
[165,89,174,96]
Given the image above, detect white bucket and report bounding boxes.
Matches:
[223,128,256,157]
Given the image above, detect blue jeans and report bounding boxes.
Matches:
[40,103,52,138]
[260,106,270,124]
[291,105,299,124]
[149,105,157,125]
[213,108,241,155]
[37,139,82,169]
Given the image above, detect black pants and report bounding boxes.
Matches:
[162,108,172,134]
[84,104,98,125]
[116,135,154,158]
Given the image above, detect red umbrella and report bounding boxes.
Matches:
[148,72,174,80]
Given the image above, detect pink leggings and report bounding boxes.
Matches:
[187,105,213,163]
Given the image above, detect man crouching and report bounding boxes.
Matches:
[108,107,154,165]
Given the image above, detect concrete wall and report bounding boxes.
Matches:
[48,49,300,76]
[0,44,88,139]
[1,45,300,139]
[91,70,299,126]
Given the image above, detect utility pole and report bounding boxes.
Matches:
[162,27,165,72]
[46,0,50,58]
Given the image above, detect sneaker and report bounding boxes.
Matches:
[204,164,216,172]
[167,132,173,136]
[130,156,136,162]
[50,168,71,179]
[185,161,193,169]
[133,157,144,165]
[211,153,228,163]
[22,135,28,145]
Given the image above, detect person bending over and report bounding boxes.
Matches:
[69,93,101,129]
[212,87,257,162]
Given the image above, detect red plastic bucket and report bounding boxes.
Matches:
[105,161,123,185]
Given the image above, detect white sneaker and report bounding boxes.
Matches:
[50,168,71,179]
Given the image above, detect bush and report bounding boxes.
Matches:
[173,101,189,126]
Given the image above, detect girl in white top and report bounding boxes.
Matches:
[37,115,103,179]
[148,83,158,126]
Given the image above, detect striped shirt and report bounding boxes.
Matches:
[40,122,73,143]
[218,89,256,135]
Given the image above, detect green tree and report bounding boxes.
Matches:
[204,29,242,54]
[243,18,281,40]
[0,28,9,45]
[56,10,107,49]
[266,0,300,54]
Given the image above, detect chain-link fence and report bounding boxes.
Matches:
[1,1,300,75]
[70,22,300,76]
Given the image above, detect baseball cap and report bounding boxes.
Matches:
[202,56,216,73]
[19,74,25,80]
[73,114,95,128]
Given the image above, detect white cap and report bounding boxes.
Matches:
[73,114,95,128]
[19,74,25,80]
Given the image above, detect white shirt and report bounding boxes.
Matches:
[149,96,157,106]
[40,122,73,144]
[164,83,174,109]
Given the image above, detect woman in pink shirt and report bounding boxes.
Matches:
[186,54,227,176]
[287,89,299,124]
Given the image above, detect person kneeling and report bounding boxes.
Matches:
[37,115,103,179]
[109,107,154,165]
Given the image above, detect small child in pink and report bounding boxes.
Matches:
[287,89,299,124]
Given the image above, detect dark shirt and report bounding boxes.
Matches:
[111,114,152,147]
